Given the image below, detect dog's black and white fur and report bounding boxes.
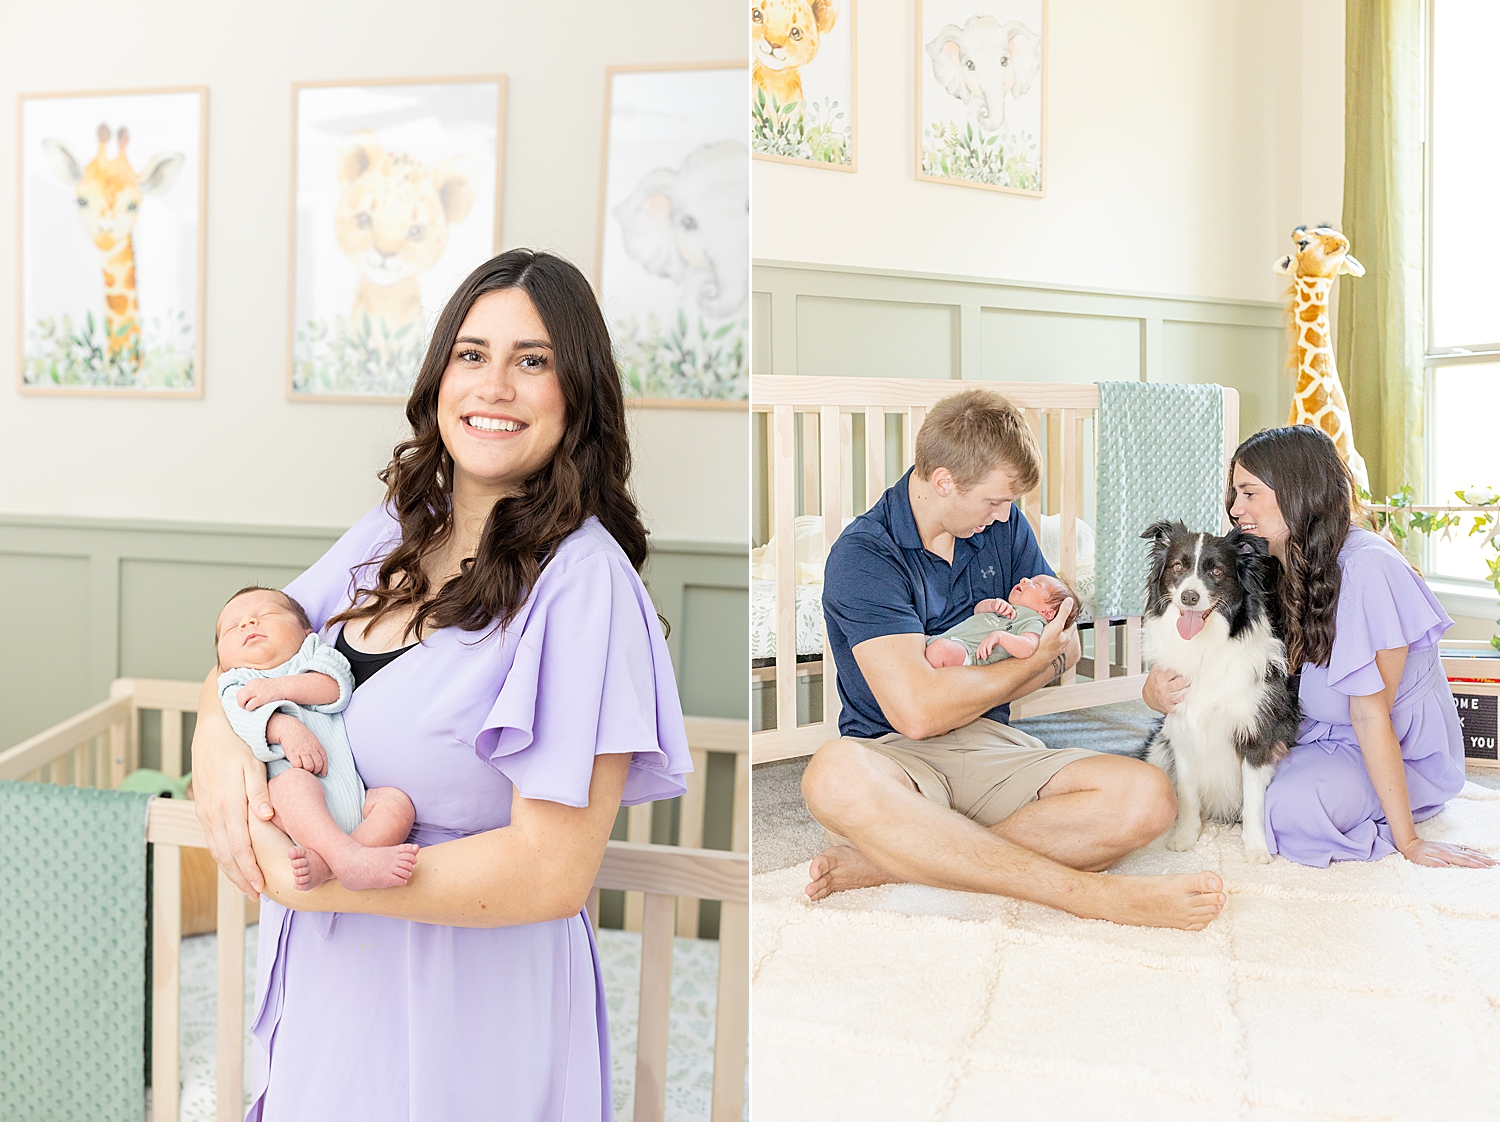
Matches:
[1140,520,1302,862]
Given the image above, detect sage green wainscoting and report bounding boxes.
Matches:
[753,260,1288,439]
[0,515,748,759]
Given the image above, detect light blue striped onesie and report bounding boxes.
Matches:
[217,633,366,835]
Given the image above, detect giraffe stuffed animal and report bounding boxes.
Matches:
[1274,225,1370,493]
[41,124,184,370]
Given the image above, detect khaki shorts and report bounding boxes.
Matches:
[846,718,1097,829]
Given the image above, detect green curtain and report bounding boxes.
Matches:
[1338,0,1425,503]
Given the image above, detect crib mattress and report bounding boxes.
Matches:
[750,579,826,660]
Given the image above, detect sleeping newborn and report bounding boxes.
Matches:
[924,574,1078,668]
[216,586,418,891]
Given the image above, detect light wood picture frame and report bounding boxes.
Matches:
[597,61,749,409]
[752,0,858,172]
[17,86,208,397]
[915,0,1047,197]
[286,75,506,404]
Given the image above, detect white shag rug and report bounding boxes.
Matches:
[752,782,1500,1122]
[168,926,724,1122]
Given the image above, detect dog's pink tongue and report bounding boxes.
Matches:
[1176,610,1207,640]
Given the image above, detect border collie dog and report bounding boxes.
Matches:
[1140,520,1301,862]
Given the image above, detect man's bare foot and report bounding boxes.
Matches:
[328,842,420,891]
[1075,871,1226,931]
[805,845,898,901]
[288,846,335,891]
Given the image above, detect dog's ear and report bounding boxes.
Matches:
[1228,527,1270,563]
[1141,520,1176,547]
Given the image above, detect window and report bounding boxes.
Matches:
[1426,0,1500,583]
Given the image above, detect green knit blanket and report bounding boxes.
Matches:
[1094,381,1226,617]
[0,781,153,1121]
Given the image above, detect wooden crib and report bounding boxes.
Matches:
[751,375,1240,764]
[0,679,749,1122]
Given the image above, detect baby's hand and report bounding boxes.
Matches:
[270,716,328,777]
[236,679,286,711]
[975,631,1005,662]
[974,598,1016,619]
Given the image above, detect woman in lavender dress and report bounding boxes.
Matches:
[191,251,692,1119]
[1145,425,1494,870]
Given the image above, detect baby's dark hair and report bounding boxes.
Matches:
[214,585,313,649]
[1039,573,1082,628]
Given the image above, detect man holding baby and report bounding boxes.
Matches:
[802,389,1227,930]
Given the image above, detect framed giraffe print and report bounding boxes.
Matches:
[751,0,858,172]
[598,62,749,406]
[287,75,506,403]
[17,86,207,396]
[915,0,1047,196]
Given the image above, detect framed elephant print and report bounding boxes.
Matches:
[287,76,505,402]
[18,86,207,396]
[751,0,858,171]
[916,0,1046,196]
[597,62,749,406]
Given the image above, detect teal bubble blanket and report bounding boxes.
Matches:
[1094,381,1226,617]
[0,781,153,1121]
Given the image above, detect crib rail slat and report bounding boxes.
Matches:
[903,406,924,472]
[634,892,676,1122]
[773,405,798,735]
[215,874,245,1122]
[864,407,885,512]
[0,695,132,781]
[710,900,749,1122]
[161,708,183,780]
[676,749,707,937]
[819,406,843,737]
[152,844,182,1122]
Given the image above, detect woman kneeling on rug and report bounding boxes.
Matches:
[1145,425,1495,869]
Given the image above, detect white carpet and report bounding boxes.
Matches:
[752,782,1500,1122]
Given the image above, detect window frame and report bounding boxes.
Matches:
[1421,0,1499,589]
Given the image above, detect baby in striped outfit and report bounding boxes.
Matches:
[215,586,418,892]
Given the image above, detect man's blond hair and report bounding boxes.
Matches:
[913,389,1041,492]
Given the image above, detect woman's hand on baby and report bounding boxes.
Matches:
[236,679,285,711]
[1398,838,1498,868]
[974,598,1015,618]
[267,713,329,777]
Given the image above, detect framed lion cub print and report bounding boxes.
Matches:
[287,76,505,402]
[751,0,857,171]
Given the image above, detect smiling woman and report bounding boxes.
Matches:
[189,248,693,1120]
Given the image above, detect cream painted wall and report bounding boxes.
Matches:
[754,0,1346,307]
[0,0,747,544]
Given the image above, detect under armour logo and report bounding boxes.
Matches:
[981,565,995,579]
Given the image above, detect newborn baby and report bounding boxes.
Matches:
[216,586,418,891]
[925,574,1078,668]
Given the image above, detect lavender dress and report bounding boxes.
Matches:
[245,504,691,1121]
[1264,528,1466,866]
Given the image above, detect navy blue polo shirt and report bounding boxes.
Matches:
[822,467,1053,738]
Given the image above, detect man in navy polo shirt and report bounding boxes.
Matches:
[802,390,1226,931]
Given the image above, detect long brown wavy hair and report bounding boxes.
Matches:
[330,250,648,641]
[1225,425,1356,669]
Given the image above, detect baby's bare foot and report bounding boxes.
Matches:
[1079,871,1226,931]
[288,846,334,892]
[805,845,897,901]
[329,842,420,891]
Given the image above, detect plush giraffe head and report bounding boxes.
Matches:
[41,124,184,254]
[1273,225,1364,280]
